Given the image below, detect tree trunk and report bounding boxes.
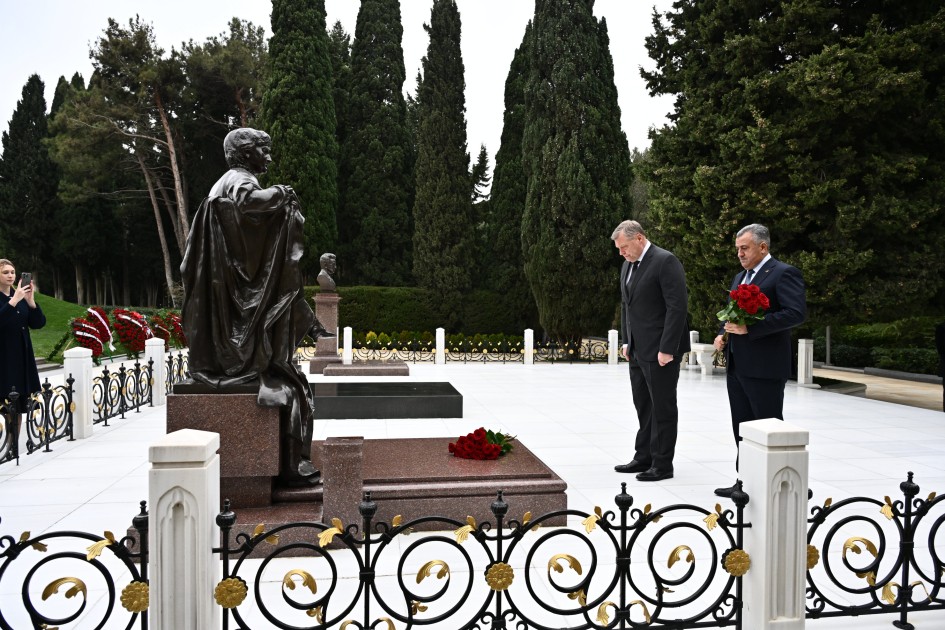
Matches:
[75,263,85,305]
[154,92,190,244]
[157,177,185,256]
[136,153,179,308]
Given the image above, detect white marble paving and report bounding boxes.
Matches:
[1,362,944,627]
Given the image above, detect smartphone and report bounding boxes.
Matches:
[20,272,31,286]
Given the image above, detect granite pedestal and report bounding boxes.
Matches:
[167,382,280,508]
[309,292,342,374]
[312,382,462,419]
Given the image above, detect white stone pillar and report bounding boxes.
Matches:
[435,328,446,365]
[343,327,353,365]
[687,331,701,370]
[149,429,221,630]
[145,337,166,406]
[524,328,534,365]
[739,419,809,630]
[607,329,618,365]
[797,339,814,386]
[63,347,94,439]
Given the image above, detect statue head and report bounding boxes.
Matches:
[319,253,337,274]
[223,128,273,174]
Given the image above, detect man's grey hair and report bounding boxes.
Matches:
[611,220,645,241]
[223,128,271,169]
[736,223,771,248]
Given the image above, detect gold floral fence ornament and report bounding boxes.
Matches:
[722,548,751,577]
[214,576,248,608]
[485,562,514,591]
[120,581,149,613]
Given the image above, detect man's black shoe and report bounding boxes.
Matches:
[636,467,673,482]
[714,483,738,498]
[614,459,651,473]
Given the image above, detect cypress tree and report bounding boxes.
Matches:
[259,0,338,277]
[483,26,538,327]
[0,75,59,277]
[521,0,633,341]
[338,0,414,286]
[643,0,945,333]
[327,20,351,148]
[412,0,473,326]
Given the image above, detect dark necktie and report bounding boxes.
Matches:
[744,269,755,284]
[627,260,640,283]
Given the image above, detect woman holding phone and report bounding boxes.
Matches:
[0,259,46,412]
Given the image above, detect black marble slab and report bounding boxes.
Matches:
[311,382,462,419]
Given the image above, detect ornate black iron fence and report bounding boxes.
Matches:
[23,377,75,455]
[806,472,945,629]
[93,360,154,425]
[213,484,750,629]
[534,337,610,364]
[165,349,189,391]
[445,337,524,363]
[0,391,21,466]
[0,503,149,630]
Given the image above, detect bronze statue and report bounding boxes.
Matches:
[317,253,337,292]
[180,127,321,485]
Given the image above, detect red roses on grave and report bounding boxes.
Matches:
[448,427,515,460]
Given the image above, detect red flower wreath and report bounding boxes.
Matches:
[112,308,153,354]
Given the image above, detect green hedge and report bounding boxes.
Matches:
[305,286,540,334]
[812,316,944,375]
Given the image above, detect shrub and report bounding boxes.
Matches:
[871,348,939,375]
[828,344,874,369]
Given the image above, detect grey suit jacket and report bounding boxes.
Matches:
[619,244,690,361]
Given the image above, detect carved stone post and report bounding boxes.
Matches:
[608,329,618,365]
[797,339,814,386]
[63,347,94,439]
[144,337,166,406]
[524,329,534,365]
[436,328,446,365]
[343,326,353,365]
[149,429,221,630]
[739,418,809,630]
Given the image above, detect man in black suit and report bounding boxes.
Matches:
[713,223,807,497]
[611,220,690,482]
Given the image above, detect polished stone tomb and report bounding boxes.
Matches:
[312,382,462,419]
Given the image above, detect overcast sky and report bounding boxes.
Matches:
[0,0,675,165]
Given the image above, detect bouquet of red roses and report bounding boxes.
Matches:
[713,284,770,366]
[448,427,515,460]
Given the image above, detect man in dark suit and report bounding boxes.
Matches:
[611,220,690,482]
[713,223,807,497]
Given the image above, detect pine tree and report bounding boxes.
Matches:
[412,0,473,324]
[337,0,414,286]
[0,75,60,278]
[521,0,633,340]
[642,0,945,333]
[259,0,338,277]
[483,26,538,327]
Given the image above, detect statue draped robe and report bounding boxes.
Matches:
[181,167,317,479]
